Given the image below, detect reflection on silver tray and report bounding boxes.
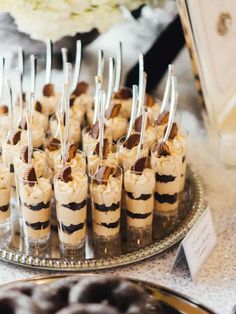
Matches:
[0,166,205,271]
[1,274,215,314]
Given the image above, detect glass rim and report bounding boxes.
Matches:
[89,164,122,182]
[17,165,52,183]
[54,167,87,182]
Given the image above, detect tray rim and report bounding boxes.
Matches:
[0,165,206,272]
[0,273,216,314]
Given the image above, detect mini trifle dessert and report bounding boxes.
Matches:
[2,129,23,187]
[87,138,118,176]
[70,81,93,124]
[17,165,52,251]
[145,94,160,125]
[150,139,182,216]
[90,164,122,256]
[105,103,128,142]
[82,122,112,156]
[0,105,9,150]
[54,165,88,257]
[20,116,45,149]
[133,114,157,149]
[37,83,60,118]
[53,143,86,175]
[0,163,11,233]
[50,114,81,146]
[117,133,149,169]
[124,156,155,249]
[111,87,133,119]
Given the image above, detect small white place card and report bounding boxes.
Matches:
[172,206,217,280]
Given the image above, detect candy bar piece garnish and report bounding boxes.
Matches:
[123,133,140,149]
[46,137,61,152]
[105,103,121,119]
[35,101,43,113]
[0,105,8,115]
[72,81,89,97]
[66,143,78,162]
[145,94,155,107]
[113,87,132,100]
[20,145,29,163]
[157,142,170,157]
[131,156,147,174]
[89,121,99,139]
[11,130,21,145]
[157,111,169,125]
[23,165,37,186]
[164,122,178,140]
[58,166,73,183]
[43,83,55,97]
[94,165,114,184]
[93,138,109,158]
[134,115,150,132]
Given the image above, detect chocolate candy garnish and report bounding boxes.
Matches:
[89,121,99,139]
[72,81,89,97]
[93,138,109,158]
[145,94,155,107]
[113,87,132,99]
[123,133,140,149]
[35,101,43,113]
[157,141,170,157]
[94,165,115,184]
[66,144,78,162]
[164,122,178,140]
[58,166,73,183]
[0,105,8,115]
[43,83,55,97]
[11,130,21,145]
[20,145,30,163]
[46,137,61,152]
[134,115,150,132]
[23,166,37,186]
[157,111,169,125]
[131,156,147,174]
[105,103,121,119]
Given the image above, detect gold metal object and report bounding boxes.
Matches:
[1,274,215,313]
[0,167,205,271]
[217,11,232,36]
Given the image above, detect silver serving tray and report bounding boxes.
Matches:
[0,166,205,271]
[1,274,215,314]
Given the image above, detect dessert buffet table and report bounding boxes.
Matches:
[0,111,235,314]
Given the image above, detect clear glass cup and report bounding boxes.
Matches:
[218,131,236,167]
[0,163,11,235]
[54,168,88,258]
[123,157,155,249]
[150,142,183,216]
[17,166,52,251]
[177,128,189,191]
[89,165,122,257]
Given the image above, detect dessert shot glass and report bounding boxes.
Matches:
[17,166,52,251]
[176,128,189,191]
[89,164,122,257]
[117,134,149,169]
[150,142,183,216]
[54,167,88,258]
[0,163,11,235]
[123,157,155,249]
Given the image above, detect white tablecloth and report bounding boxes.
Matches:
[0,112,235,314]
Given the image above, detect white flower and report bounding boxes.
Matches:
[0,0,164,42]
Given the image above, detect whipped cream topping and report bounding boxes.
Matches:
[91,176,122,207]
[124,168,155,199]
[37,93,61,116]
[88,152,118,176]
[19,177,52,206]
[112,98,132,119]
[53,152,86,174]
[0,164,10,206]
[54,172,87,204]
[14,150,47,179]
[50,117,81,145]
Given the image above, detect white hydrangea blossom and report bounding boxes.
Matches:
[0,0,163,42]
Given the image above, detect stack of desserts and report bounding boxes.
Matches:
[0,42,188,257]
